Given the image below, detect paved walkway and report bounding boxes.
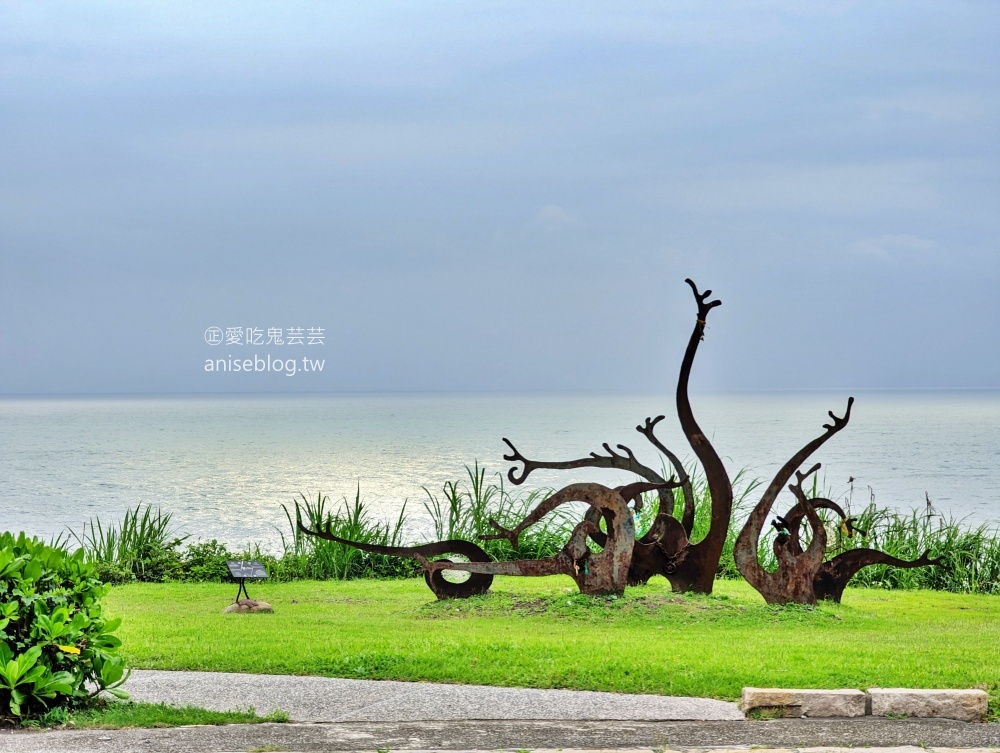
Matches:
[123,669,746,722]
[3,719,999,753]
[1,671,997,752]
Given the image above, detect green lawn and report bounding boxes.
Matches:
[105,576,1000,711]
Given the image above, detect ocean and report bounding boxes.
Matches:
[1,391,998,549]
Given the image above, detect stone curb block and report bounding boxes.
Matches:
[741,687,989,722]
[741,688,866,718]
[869,688,988,722]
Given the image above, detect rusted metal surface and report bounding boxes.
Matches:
[423,482,638,596]
[734,397,941,605]
[779,491,941,603]
[734,399,855,605]
[298,483,638,597]
[813,548,942,602]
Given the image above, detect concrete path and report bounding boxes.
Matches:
[2,719,999,753]
[122,669,745,722]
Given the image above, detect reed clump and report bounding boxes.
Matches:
[70,504,189,583]
[269,489,418,581]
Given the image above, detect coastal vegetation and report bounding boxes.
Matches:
[5,471,1000,725]
[103,576,1000,718]
[63,283,1000,600]
[70,463,1000,595]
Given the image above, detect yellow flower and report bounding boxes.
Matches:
[57,645,81,655]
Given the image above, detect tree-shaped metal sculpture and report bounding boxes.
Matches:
[297,277,944,603]
[501,279,733,593]
[734,398,941,604]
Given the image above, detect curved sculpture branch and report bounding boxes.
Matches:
[777,483,941,602]
[734,399,854,603]
[665,279,731,593]
[636,415,696,536]
[814,549,943,602]
[296,511,496,599]
[501,438,667,488]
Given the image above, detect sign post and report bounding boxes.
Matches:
[226,560,268,603]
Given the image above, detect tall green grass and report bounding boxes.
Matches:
[421,462,573,560]
[272,488,417,581]
[71,504,188,582]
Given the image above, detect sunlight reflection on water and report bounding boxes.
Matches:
[2,391,998,549]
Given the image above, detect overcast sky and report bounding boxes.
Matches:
[1,1,998,395]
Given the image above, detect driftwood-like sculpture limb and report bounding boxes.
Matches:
[812,548,943,602]
[734,397,941,604]
[734,398,854,604]
[423,482,637,596]
[296,512,495,599]
[667,280,732,593]
[779,491,943,602]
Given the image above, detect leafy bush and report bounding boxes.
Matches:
[0,532,128,724]
[176,540,235,583]
[90,561,136,586]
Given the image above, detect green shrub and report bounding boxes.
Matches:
[0,532,128,724]
[176,540,235,583]
[90,561,136,586]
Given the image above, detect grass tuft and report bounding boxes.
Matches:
[23,701,288,729]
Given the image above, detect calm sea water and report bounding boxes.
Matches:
[1,391,998,549]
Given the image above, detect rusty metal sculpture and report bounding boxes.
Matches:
[734,398,942,604]
[501,279,734,594]
[298,277,943,603]
[289,520,497,598]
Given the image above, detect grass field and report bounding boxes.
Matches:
[105,576,1000,714]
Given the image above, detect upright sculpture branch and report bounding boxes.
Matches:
[734,398,855,603]
[663,280,732,592]
[499,279,728,593]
